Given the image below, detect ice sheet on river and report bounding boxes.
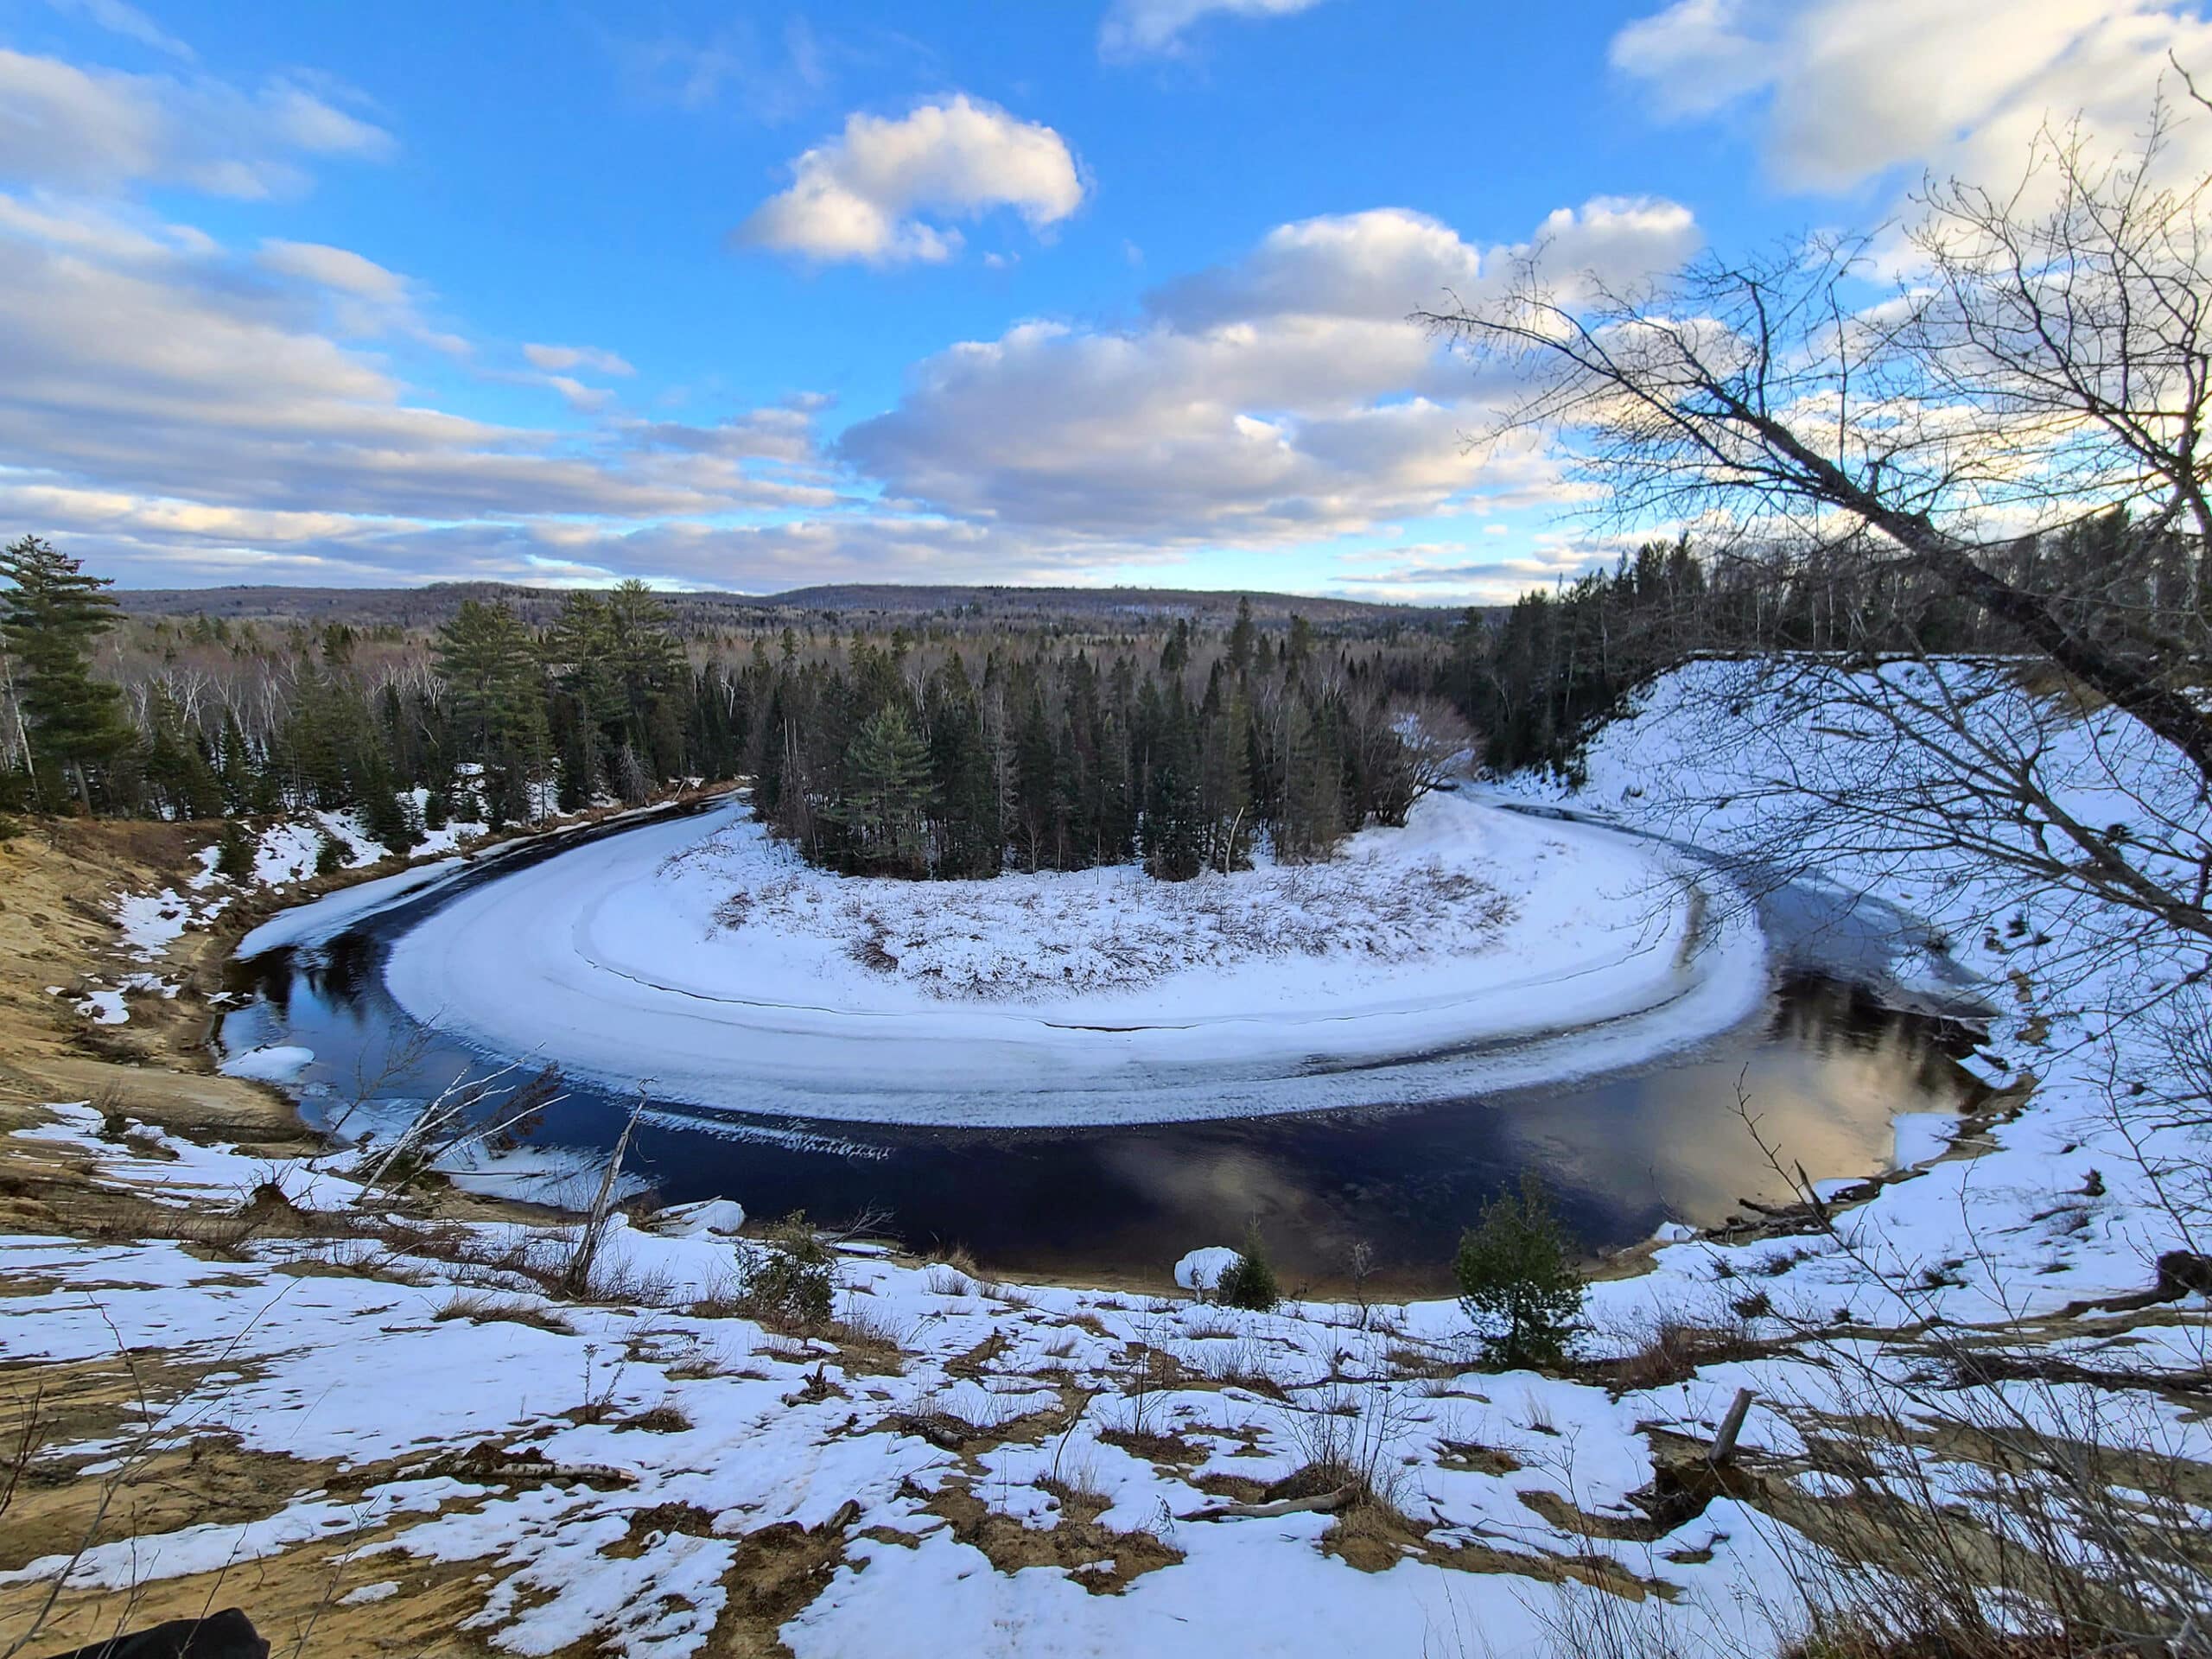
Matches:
[376,793,1770,1125]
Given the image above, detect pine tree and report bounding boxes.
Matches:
[927,658,1000,878]
[1279,696,1345,862]
[839,705,931,876]
[0,537,133,808]
[1453,1173,1586,1370]
[215,711,259,815]
[1217,1221,1281,1311]
[1013,694,1060,872]
[437,601,544,760]
[1227,596,1256,679]
[437,600,548,816]
[1142,689,1205,880]
[142,684,222,820]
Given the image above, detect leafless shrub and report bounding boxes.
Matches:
[430,1290,575,1335]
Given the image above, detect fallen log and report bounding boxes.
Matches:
[1178,1484,1357,1522]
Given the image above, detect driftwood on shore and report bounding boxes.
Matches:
[1178,1484,1359,1522]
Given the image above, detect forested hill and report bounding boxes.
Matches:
[110,582,1443,632]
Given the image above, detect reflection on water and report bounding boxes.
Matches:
[229,884,1980,1294]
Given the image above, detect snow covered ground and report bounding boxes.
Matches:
[380,793,1770,1125]
[1491,658,2208,1326]
[78,797,622,1034]
[0,1105,1849,1659]
[8,660,2203,1658]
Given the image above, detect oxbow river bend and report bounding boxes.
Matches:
[220,798,1988,1293]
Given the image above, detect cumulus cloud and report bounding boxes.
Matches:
[0,47,392,198]
[0,60,1673,608]
[1611,0,2212,192]
[841,199,1696,545]
[1151,200,1697,328]
[1099,0,1329,60]
[734,95,1084,264]
[0,206,836,546]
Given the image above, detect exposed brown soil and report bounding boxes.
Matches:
[918,1478,1183,1596]
[0,798,835,1659]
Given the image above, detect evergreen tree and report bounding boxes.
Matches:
[214,818,255,881]
[927,658,1000,878]
[1279,696,1345,862]
[838,705,931,876]
[0,537,133,808]
[1217,1221,1281,1311]
[1013,694,1061,871]
[1227,596,1256,679]
[142,684,222,819]
[215,711,258,815]
[436,600,548,818]
[1141,688,1205,880]
[1453,1173,1586,1370]
[437,601,544,760]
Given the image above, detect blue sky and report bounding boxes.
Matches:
[1,0,2205,601]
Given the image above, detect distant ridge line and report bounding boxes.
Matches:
[109,582,1452,629]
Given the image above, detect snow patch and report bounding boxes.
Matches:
[1173,1247,1240,1293]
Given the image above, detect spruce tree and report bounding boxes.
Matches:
[927,658,1000,878]
[0,537,133,808]
[1227,596,1256,679]
[1453,1173,1586,1370]
[840,705,931,875]
[1217,1221,1281,1311]
[142,684,222,820]
[214,818,255,881]
[215,711,258,815]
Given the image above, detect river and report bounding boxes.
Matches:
[221,801,1987,1294]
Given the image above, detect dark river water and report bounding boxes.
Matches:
[224,805,1986,1295]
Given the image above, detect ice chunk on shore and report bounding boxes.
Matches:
[220,1044,315,1083]
[648,1197,747,1236]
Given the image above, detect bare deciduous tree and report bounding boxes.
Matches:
[1418,89,2212,976]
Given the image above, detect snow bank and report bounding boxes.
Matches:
[1173,1246,1240,1293]
[1496,657,2212,1325]
[234,857,467,957]
[378,793,1770,1125]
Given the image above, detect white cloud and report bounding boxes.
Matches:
[0,48,392,199]
[0,191,201,262]
[1611,0,2212,192]
[1331,538,1620,605]
[1099,0,1329,60]
[524,342,638,376]
[250,236,476,359]
[258,239,407,302]
[626,403,823,463]
[0,213,832,543]
[1151,200,1697,328]
[841,199,1696,544]
[45,0,196,61]
[734,95,1084,264]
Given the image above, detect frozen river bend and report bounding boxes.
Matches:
[380,792,1769,1125]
